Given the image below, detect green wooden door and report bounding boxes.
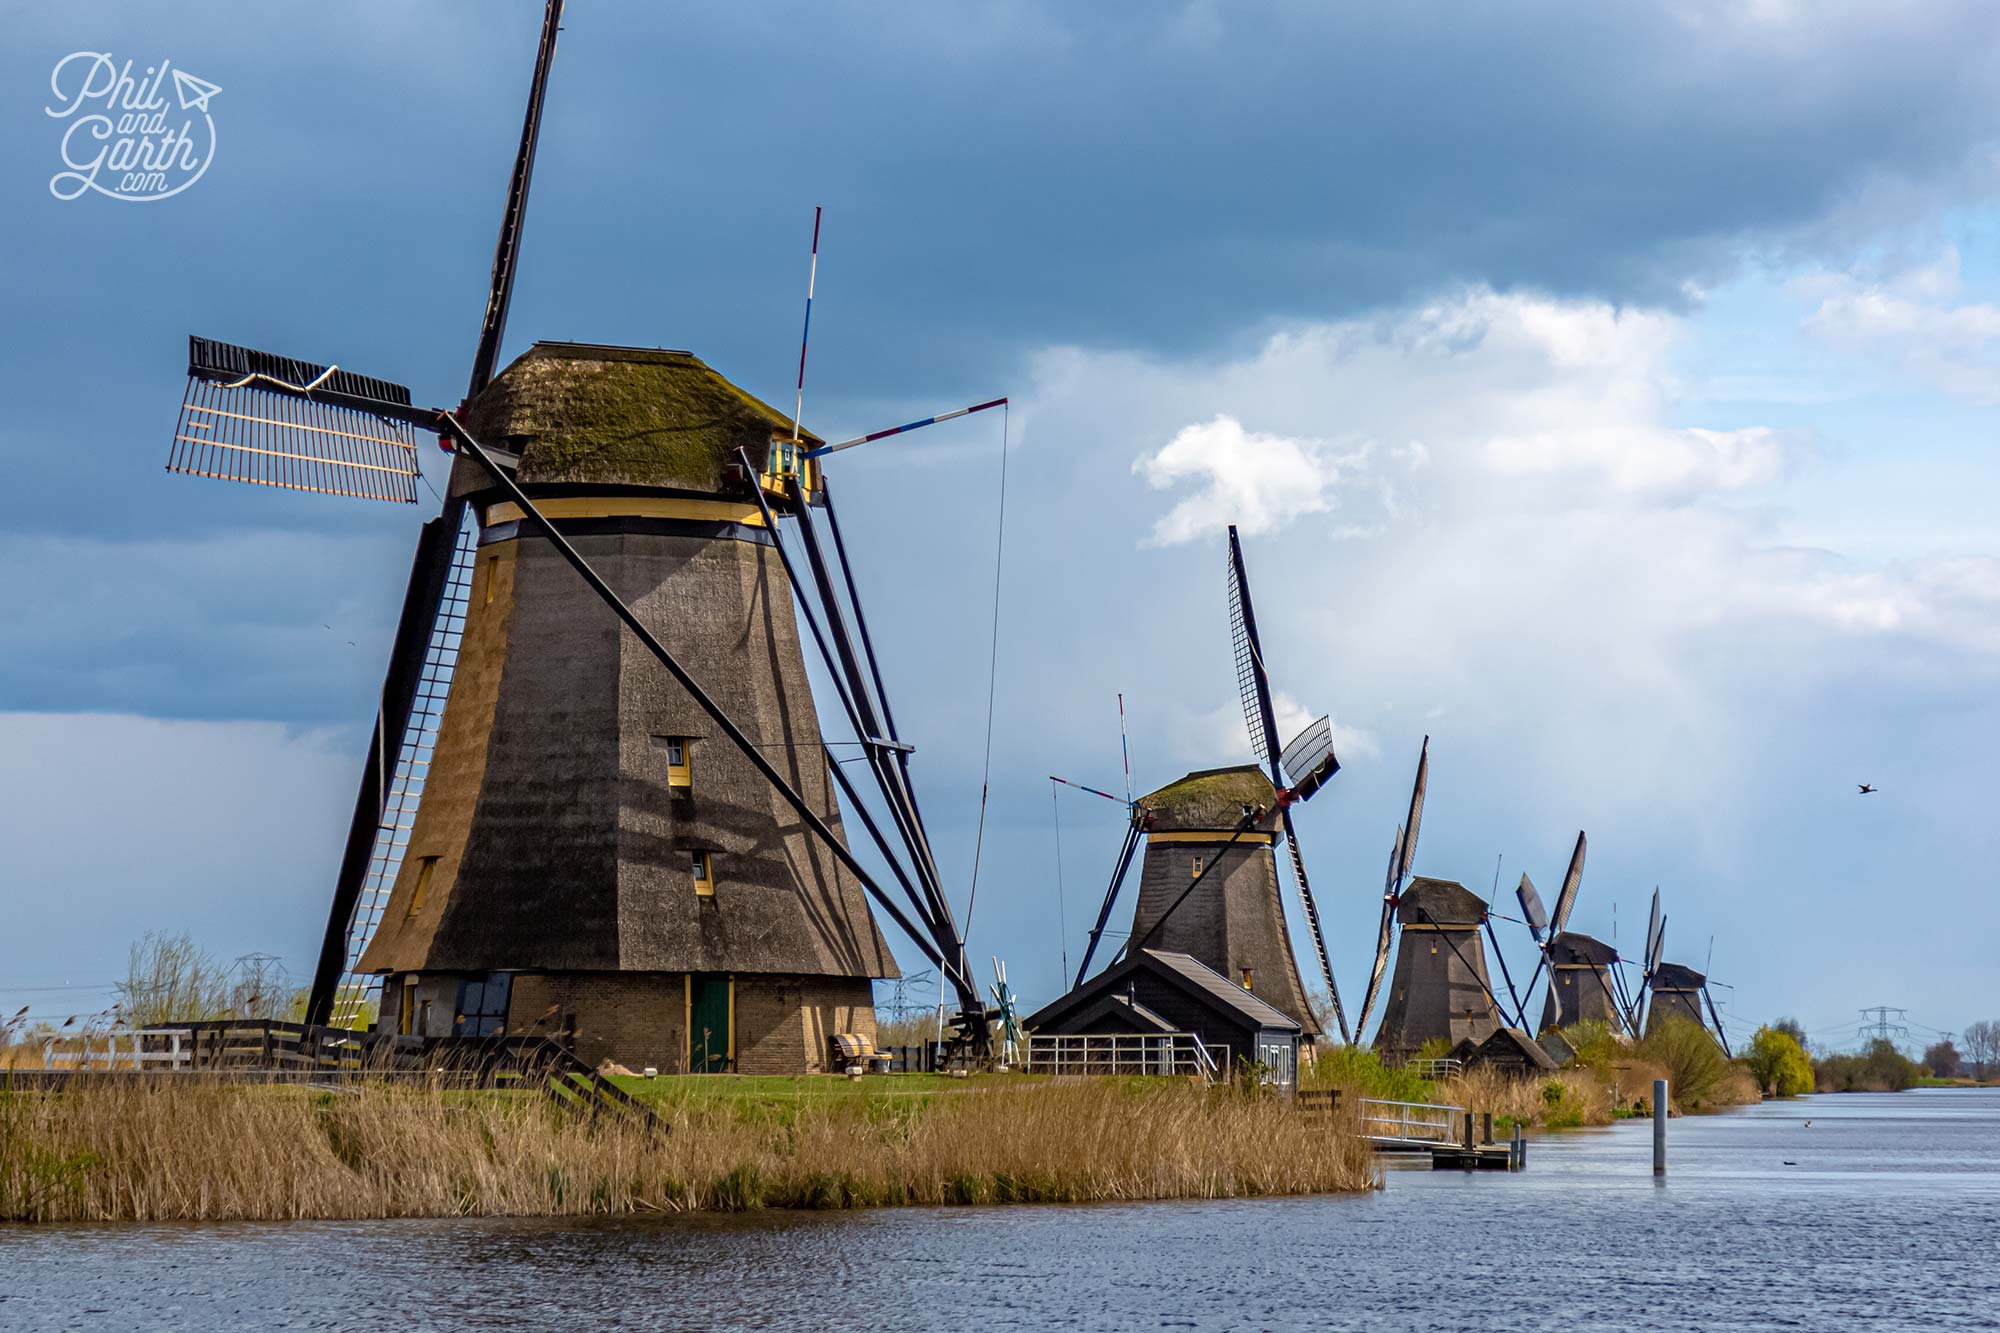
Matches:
[689,975,731,1072]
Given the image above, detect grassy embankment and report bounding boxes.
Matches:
[0,1072,1373,1225]
[1304,1016,1761,1130]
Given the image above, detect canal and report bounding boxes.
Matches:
[4,1088,1994,1330]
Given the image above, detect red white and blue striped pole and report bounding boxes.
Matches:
[790,206,821,444]
[804,397,1009,460]
[1050,774,1127,806]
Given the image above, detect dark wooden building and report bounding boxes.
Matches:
[1024,948,1302,1084]
[1372,877,1503,1058]
[1463,1027,1560,1075]
[1644,961,1711,1037]
[359,343,897,1073]
[1124,765,1318,1038]
[1538,931,1625,1035]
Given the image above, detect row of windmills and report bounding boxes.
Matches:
[1031,524,1737,1067]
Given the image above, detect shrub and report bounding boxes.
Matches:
[1304,1045,1435,1103]
[1815,1039,1922,1092]
[1746,1027,1814,1097]
[1637,1016,1731,1110]
[1924,1041,1962,1079]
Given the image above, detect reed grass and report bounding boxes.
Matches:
[0,1075,1374,1224]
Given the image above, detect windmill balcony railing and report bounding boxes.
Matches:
[1358,1097,1465,1147]
[1024,1033,1225,1081]
[1404,1057,1463,1079]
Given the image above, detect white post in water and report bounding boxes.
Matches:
[1653,1078,1669,1175]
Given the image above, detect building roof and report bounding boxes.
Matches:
[1651,961,1707,990]
[461,342,821,493]
[1136,765,1277,834]
[1397,876,1489,926]
[1472,1027,1560,1071]
[1548,931,1620,967]
[1140,949,1299,1030]
[1023,947,1301,1035]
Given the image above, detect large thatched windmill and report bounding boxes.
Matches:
[159,3,995,1070]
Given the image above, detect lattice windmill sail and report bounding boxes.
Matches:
[168,338,423,504]
[1223,525,1348,1042]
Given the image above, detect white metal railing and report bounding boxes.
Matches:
[36,1028,195,1071]
[1404,1057,1462,1079]
[1024,1033,1227,1080]
[1358,1097,1464,1146]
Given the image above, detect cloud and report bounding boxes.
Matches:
[1802,247,2000,402]
[1134,416,1358,545]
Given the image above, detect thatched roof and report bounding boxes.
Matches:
[1137,765,1276,833]
[1472,1027,1560,1071]
[462,342,820,493]
[1549,931,1619,967]
[1024,948,1300,1036]
[1397,876,1488,926]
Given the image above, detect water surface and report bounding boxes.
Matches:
[4,1089,1994,1330]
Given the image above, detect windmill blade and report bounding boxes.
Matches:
[1703,986,1732,1057]
[1393,736,1430,885]
[1279,715,1340,804]
[1225,526,1282,769]
[1548,831,1587,937]
[1353,824,1403,1042]
[168,337,423,504]
[1280,807,1349,1043]
[1644,890,1665,976]
[1516,873,1549,941]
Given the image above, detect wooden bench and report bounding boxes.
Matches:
[831,1033,895,1074]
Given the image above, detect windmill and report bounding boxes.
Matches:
[1355,740,1515,1056]
[1065,528,1343,1040]
[1221,525,1347,1041]
[1634,895,1731,1055]
[157,5,1003,1070]
[1513,833,1625,1035]
[989,958,1022,1067]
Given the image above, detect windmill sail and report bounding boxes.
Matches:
[1548,831,1587,937]
[1516,873,1549,940]
[168,337,422,504]
[1395,736,1430,885]
[1351,823,1403,1042]
[1644,889,1665,976]
[1225,527,1279,766]
[1279,715,1340,803]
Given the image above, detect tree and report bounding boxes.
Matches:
[1772,1016,1808,1050]
[1963,1021,2000,1080]
[1747,1026,1814,1097]
[1924,1040,1962,1079]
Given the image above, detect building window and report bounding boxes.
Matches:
[692,850,714,897]
[1240,968,1254,990]
[1190,855,1204,879]
[405,856,439,919]
[655,734,693,790]
[398,975,417,1036]
[455,972,514,1038]
[483,553,498,606]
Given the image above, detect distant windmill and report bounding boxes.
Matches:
[1354,741,1514,1056]
[1514,834,1626,1035]
[989,958,1022,1067]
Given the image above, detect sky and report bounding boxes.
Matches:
[4,1,1998,1055]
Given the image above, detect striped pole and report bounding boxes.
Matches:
[1118,692,1133,807]
[1050,774,1126,805]
[790,206,821,445]
[803,397,1008,459]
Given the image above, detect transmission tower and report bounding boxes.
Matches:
[1857,1006,1910,1046]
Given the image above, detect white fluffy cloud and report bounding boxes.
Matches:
[1802,247,2000,403]
[1134,416,1358,545]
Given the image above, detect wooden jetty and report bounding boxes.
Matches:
[1360,1097,1522,1170]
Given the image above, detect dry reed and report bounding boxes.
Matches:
[1,1076,1374,1224]
[1435,1066,1615,1129]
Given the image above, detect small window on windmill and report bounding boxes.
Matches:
[483,553,499,607]
[1190,855,1204,879]
[653,735,693,792]
[692,850,714,897]
[1240,967,1254,991]
[405,856,439,919]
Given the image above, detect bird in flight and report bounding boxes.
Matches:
[1857,784,1877,795]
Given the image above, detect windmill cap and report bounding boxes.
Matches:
[1650,961,1708,989]
[1136,765,1277,833]
[462,342,822,494]
[1547,932,1619,966]
[1396,876,1489,924]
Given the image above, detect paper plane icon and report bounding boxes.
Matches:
[172,68,222,113]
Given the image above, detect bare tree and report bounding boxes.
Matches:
[114,932,231,1027]
[1962,1021,2000,1080]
